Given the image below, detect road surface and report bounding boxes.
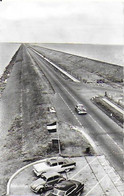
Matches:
[26,45,124,181]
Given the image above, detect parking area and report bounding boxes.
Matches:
[8,155,123,196]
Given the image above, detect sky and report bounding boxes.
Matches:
[0,0,124,44]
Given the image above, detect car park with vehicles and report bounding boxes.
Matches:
[45,179,84,196]
[33,157,76,176]
[30,172,66,193]
[75,104,87,115]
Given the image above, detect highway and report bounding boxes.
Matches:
[26,45,124,181]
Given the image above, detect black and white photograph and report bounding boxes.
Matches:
[0,0,124,195]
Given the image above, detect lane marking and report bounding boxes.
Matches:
[58,77,124,154]
[29,47,80,83]
[28,47,78,103]
[28,47,124,154]
[58,93,98,153]
[70,157,98,179]
[84,168,114,196]
[89,114,124,153]
[71,157,123,196]
[114,177,121,184]
[26,47,123,195]
[58,93,82,126]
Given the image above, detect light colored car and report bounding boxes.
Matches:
[49,107,56,113]
[33,157,76,176]
[75,104,87,115]
[30,172,65,193]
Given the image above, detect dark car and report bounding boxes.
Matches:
[75,104,87,115]
[30,172,66,193]
[45,179,84,196]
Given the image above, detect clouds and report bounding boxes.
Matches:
[0,0,123,44]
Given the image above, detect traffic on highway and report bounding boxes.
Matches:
[1,44,123,196]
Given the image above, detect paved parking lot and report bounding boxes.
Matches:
[8,155,123,196]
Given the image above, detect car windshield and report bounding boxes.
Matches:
[78,106,84,109]
[54,188,66,196]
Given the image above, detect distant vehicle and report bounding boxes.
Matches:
[97,79,105,83]
[30,172,65,193]
[33,157,76,176]
[75,104,87,115]
[45,179,84,196]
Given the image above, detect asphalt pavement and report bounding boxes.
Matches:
[5,44,124,196]
[7,156,124,196]
[27,46,124,180]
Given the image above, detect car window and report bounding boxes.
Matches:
[58,162,64,165]
[42,176,47,181]
[52,163,57,166]
[47,177,54,182]
[54,189,65,196]
[53,176,59,180]
[61,163,74,168]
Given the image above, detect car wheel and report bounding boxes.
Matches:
[39,188,43,193]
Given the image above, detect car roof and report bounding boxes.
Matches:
[55,180,77,191]
[47,157,66,164]
[76,104,83,107]
[41,172,61,178]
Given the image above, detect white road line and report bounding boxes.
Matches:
[61,85,78,103]
[71,158,123,196]
[97,157,124,196]
[29,47,78,103]
[6,159,47,195]
[114,177,121,184]
[58,93,98,153]
[89,114,124,153]
[29,47,124,153]
[59,80,124,154]
[84,168,114,196]
[26,46,124,195]
[58,93,82,126]
[70,157,98,179]
[30,47,80,83]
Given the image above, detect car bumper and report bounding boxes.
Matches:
[33,168,41,176]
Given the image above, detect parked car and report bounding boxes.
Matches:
[75,104,87,115]
[45,179,84,196]
[33,157,76,176]
[48,106,56,113]
[30,172,66,193]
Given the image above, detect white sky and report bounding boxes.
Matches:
[0,0,123,44]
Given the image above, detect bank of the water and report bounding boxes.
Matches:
[0,43,20,77]
[38,43,124,66]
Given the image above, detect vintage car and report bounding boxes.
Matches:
[30,172,65,193]
[45,179,84,196]
[75,104,87,115]
[33,157,76,176]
